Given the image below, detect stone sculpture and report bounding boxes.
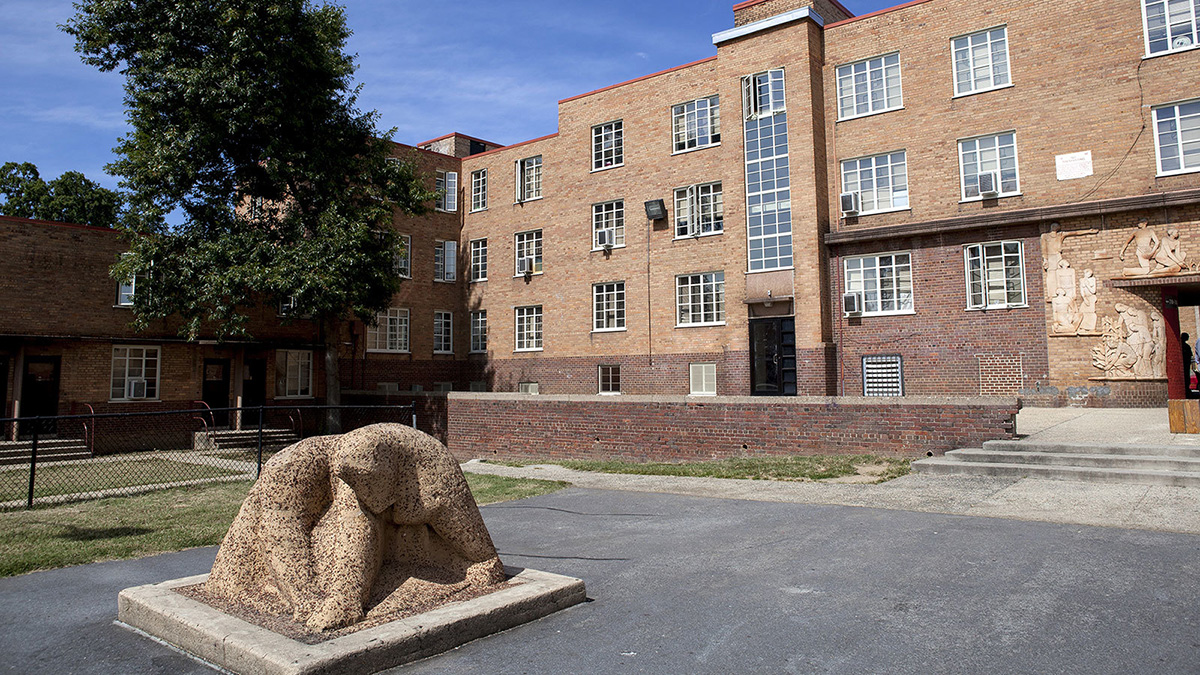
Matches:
[204,423,505,632]
[1078,269,1098,333]
[1091,317,1140,378]
[1042,221,1098,300]
[1120,220,1189,277]
[1091,303,1165,379]
[1051,288,1077,335]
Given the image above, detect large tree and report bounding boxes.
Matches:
[0,161,125,228]
[63,0,435,430]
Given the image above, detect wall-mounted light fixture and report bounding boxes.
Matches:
[644,199,666,221]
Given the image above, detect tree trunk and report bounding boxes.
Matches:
[323,318,342,434]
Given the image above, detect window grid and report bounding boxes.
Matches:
[434,311,453,354]
[471,169,487,212]
[434,240,457,281]
[1144,0,1200,55]
[599,365,621,394]
[117,276,136,306]
[844,253,914,315]
[676,272,726,326]
[953,27,1010,96]
[743,69,792,271]
[959,132,1019,200]
[277,350,312,398]
[367,308,410,352]
[1154,100,1200,174]
[674,182,724,238]
[742,69,786,119]
[592,121,624,170]
[837,53,902,119]
[842,152,909,214]
[965,242,1026,309]
[672,95,721,152]
[863,355,904,397]
[515,230,543,275]
[111,346,160,400]
[435,170,457,212]
[394,234,411,278]
[519,156,542,201]
[593,282,626,331]
[470,238,488,281]
[689,363,717,396]
[470,310,488,353]
[592,200,626,249]
[515,306,543,351]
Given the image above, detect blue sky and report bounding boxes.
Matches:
[0,0,897,190]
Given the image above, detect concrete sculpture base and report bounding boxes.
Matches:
[118,566,585,675]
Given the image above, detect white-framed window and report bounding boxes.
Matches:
[435,170,457,212]
[598,364,621,394]
[515,229,543,275]
[742,69,786,119]
[593,200,625,249]
[276,349,313,399]
[470,238,488,281]
[515,305,543,351]
[676,272,725,326]
[434,240,457,282]
[278,295,310,318]
[470,169,487,212]
[116,253,147,307]
[518,381,540,394]
[672,95,721,153]
[110,346,160,401]
[592,120,624,171]
[1154,99,1200,175]
[844,252,914,316]
[593,281,626,332]
[743,68,792,272]
[863,354,904,397]
[394,234,411,278]
[841,151,909,214]
[836,52,902,120]
[1143,0,1200,55]
[434,311,453,354]
[674,182,724,238]
[516,156,542,201]
[469,381,487,392]
[689,363,717,396]
[367,307,409,353]
[470,310,488,353]
[952,27,1010,96]
[965,241,1026,310]
[959,132,1019,200]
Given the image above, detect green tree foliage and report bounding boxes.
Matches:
[0,161,124,228]
[63,0,436,423]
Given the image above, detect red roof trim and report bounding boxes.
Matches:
[826,0,935,28]
[558,56,718,105]
[731,0,855,20]
[0,214,116,233]
[465,133,560,161]
[415,131,502,149]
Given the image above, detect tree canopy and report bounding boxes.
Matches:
[0,161,125,228]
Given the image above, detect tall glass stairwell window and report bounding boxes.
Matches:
[742,69,792,272]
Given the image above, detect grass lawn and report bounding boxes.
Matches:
[493,454,911,482]
[0,473,567,578]
[0,458,243,502]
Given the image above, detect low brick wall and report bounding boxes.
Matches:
[446,394,1018,461]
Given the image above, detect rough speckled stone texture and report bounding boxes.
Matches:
[205,423,505,632]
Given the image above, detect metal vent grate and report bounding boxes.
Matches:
[862,355,904,397]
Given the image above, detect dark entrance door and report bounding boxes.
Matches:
[20,356,60,437]
[241,358,267,427]
[202,359,231,428]
[750,318,796,395]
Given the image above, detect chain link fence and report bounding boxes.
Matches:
[0,404,415,510]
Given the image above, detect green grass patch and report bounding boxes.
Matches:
[466,473,569,504]
[554,454,911,482]
[0,458,243,502]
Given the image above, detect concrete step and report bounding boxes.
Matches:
[0,439,91,465]
[193,429,299,452]
[985,439,1200,458]
[946,448,1200,472]
[913,456,1200,488]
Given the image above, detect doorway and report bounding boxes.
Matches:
[20,356,60,437]
[202,359,231,428]
[241,358,267,428]
[750,318,797,395]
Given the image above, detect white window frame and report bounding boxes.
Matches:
[434,310,453,354]
[843,252,914,317]
[964,241,1028,310]
[836,52,903,121]
[470,310,488,353]
[117,276,137,307]
[674,182,724,239]
[435,170,457,212]
[672,95,721,154]
[366,307,410,353]
[394,234,411,278]
[110,345,161,401]
[676,272,726,327]
[592,200,626,250]
[516,156,543,202]
[742,68,786,120]
[598,364,622,395]
[515,305,543,352]
[518,381,540,394]
[434,239,457,282]
[1143,0,1200,56]
[515,229,543,276]
[952,26,1012,97]
[689,363,717,396]
[276,349,313,399]
[592,120,624,171]
[593,281,626,332]
[958,131,1020,201]
[470,238,488,281]
[1153,99,1200,176]
[470,168,488,212]
[742,68,793,273]
[278,295,312,319]
[841,151,909,215]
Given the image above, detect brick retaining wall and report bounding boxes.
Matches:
[446,393,1018,461]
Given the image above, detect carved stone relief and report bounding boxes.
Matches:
[1042,221,1098,300]
[1089,303,1166,380]
[1120,220,1189,277]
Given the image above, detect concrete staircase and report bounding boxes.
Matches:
[0,438,91,466]
[193,428,300,453]
[913,439,1200,487]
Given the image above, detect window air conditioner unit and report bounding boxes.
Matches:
[377,382,400,394]
[977,171,1000,197]
[839,191,861,216]
[518,257,534,275]
[126,378,148,399]
[597,229,613,250]
[842,291,863,316]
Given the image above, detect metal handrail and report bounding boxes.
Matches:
[74,402,96,456]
